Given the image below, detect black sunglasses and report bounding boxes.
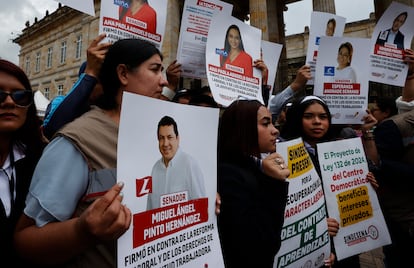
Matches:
[0,90,33,107]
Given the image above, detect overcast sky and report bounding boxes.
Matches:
[284,0,375,34]
[1,0,374,65]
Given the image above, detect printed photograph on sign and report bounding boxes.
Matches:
[99,0,168,49]
[117,93,223,268]
[314,36,370,124]
[274,138,331,268]
[176,0,233,79]
[206,13,262,107]
[369,1,414,87]
[261,40,282,108]
[316,138,391,261]
[305,11,346,85]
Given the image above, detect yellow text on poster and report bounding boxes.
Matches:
[337,185,373,227]
[288,143,313,178]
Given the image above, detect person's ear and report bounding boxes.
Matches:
[116,64,129,86]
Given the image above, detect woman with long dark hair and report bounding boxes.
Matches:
[281,95,379,267]
[14,38,169,267]
[332,42,356,83]
[0,59,45,264]
[218,99,289,267]
[220,24,253,77]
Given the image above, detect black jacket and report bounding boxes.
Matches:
[0,151,43,266]
[218,157,289,268]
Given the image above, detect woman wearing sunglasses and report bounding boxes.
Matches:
[0,59,45,265]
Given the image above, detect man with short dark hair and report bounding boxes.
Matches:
[373,48,414,267]
[376,11,407,49]
[147,116,206,209]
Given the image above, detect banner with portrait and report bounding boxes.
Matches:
[305,12,346,85]
[99,0,168,49]
[117,92,223,268]
[176,0,233,79]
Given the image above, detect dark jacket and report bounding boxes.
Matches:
[0,151,43,266]
[218,157,289,268]
[374,109,414,221]
[376,29,405,49]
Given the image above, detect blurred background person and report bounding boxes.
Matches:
[369,96,398,124]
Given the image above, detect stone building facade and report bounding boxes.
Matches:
[13,0,404,101]
[14,3,99,100]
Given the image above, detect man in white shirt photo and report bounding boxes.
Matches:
[147,116,206,210]
[376,11,407,50]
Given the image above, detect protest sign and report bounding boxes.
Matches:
[314,36,370,124]
[305,12,346,85]
[369,1,414,86]
[206,14,262,107]
[274,138,331,268]
[316,138,391,260]
[117,93,223,268]
[176,0,233,79]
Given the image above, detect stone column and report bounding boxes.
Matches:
[374,0,414,22]
[162,0,181,64]
[312,0,336,14]
[249,0,269,40]
[250,0,288,93]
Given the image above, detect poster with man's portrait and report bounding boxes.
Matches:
[314,36,370,124]
[369,1,414,86]
[117,93,223,268]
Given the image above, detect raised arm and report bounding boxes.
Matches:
[42,34,111,140]
[269,65,311,117]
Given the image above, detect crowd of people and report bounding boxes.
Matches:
[0,26,413,267]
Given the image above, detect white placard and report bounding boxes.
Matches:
[117,93,224,268]
[176,0,233,79]
[274,138,331,268]
[316,138,391,260]
[99,0,168,49]
[206,14,262,107]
